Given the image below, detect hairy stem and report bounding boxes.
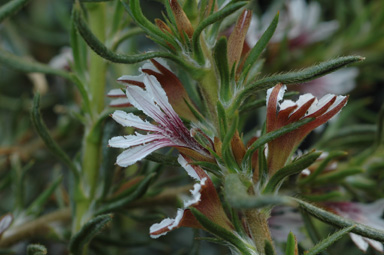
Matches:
[245,209,273,255]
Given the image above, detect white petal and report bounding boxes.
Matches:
[125,83,169,127]
[305,1,321,30]
[306,21,339,43]
[178,155,201,181]
[143,75,181,123]
[109,98,130,107]
[108,133,165,149]
[279,100,296,111]
[365,238,384,252]
[360,199,384,218]
[111,110,159,132]
[266,84,286,109]
[327,95,347,113]
[116,139,175,167]
[184,182,203,208]
[322,68,358,95]
[350,233,369,252]
[295,93,315,108]
[141,58,171,73]
[301,169,311,176]
[117,73,145,85]
[150,208,184,239]
[107,89,125,97]
[0,214,13,234]
[307,94,333,115]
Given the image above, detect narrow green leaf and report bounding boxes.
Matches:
[224,174,290,209]
[294,198,384,242]
[313,167,363,185]
[243,12,279,72]
[183,0,198,22]
[285,232,298,255]
[301,191,343,202]
[240,98,266,112]
[242,118,313,172]
[26,244,47,255]
[192,2,247,64]
[26,176,63,216]
[263,151,322,194]
[145,153,179,166]
[235,56,364,109]
[0,49,71,78]
[96,173,155,214]
[100,121,120,198]
[69,214,113,255]
[305,225,355,255]
[217,101,228,140]
[0,49,91,114]
[125,0,177,47]
[112,27,144,51]
[190,161,222,176]
[222,114,238,153]
[300,210,322,247]
[72,6,189,68]
[31,94,79,180]
[214,37,230,103]
[190,208,255,255]
[299,151,347,185]
[248,56,363,92]
[222,115,240,172]
[0,0,31,23]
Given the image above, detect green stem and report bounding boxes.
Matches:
[245,209,274,255]
[87,3,107,115]
[73,2,106,235]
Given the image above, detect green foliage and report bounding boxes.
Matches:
[0,0,31,23]
[263,151,322,193]
[26,244,47,255]
[69,214,113,255]
[304,226,355,255]
[285,232,298,255]
[31,94,79,179]
[1,0,384,254]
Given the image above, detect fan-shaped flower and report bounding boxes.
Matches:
[150,155,233,238]
[107,59,196,120]
[266,83,348,174]
[247,0,339,49]
[108,74,211,167]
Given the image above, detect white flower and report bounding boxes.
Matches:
[247,0,339,48]
[298,68,359,97]
[266,83,348,173]
[150,155,233,238]
[327,200,384,252]
[109,74,209,167]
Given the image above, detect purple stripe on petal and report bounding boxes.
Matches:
[125,85,170,127]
